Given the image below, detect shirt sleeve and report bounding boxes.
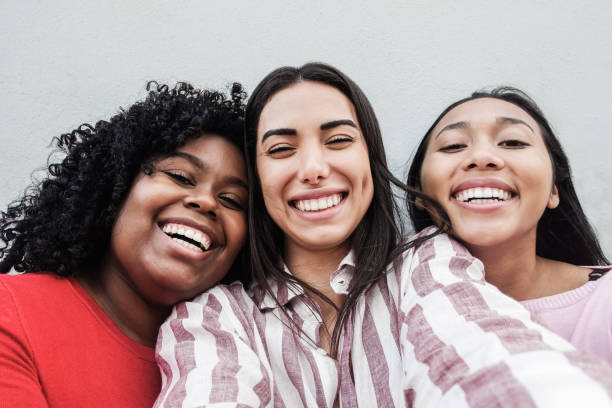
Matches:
[154,283,273,408]
[399,229,612,407]
[0,279,49,408]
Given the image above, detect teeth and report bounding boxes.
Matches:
[454,188,512,203]
[162,223,212,250]
[294,193,343,212]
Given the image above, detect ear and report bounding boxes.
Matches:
[547,185,560,209]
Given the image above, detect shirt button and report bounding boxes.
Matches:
[317,348,328,356]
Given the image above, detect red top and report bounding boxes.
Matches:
[0,272,160,407]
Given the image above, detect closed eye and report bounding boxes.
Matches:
[326,136,354,146]
[266,145,295,156]
[220,195,245,211]
[499,139,530,148]
[439,144,466,152]
[163,170,195,186]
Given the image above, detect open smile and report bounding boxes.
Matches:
[291,192,346,212]
[453,187,515,204]
[160,221,214,253]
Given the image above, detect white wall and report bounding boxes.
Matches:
[1,0,611,257]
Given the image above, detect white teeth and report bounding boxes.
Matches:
[162,222,212,250]
[454,187,513,203]
[294,193,343,212]
[172,237,201,252]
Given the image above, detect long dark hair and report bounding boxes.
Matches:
[245,62,445,356]
[0,81,250,284]
[406,86,609,266]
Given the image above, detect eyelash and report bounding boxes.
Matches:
[266,145,294,155]
[499,139,529,148]
[327,136,353,145]
[163,170,194,186]
[220,195,245,211]
[439,144,466,152]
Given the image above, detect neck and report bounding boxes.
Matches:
[77,256,170,347]
[467,234,542,301]
[284,240,349,315]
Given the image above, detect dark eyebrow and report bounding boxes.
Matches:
[496,116,534,133]
[435,121,469,139]
[224,175,248,190]
[165,151,204,169]
[320,119,357,130]
[261,128,296,143]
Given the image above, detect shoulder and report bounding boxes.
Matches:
[403,227,480,267]
[0,272,70,303]
[392,228,485,297]
[588,267,612,300]
[169,282,256,334]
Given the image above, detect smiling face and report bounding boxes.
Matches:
[255,81,373,255]
[108,134,247,306]
[419,98,559,253]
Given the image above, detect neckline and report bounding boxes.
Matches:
[68,276,156,361]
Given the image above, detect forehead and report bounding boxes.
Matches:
[177,133,245,176]
[257,81,357,133]
[433,97,539,133]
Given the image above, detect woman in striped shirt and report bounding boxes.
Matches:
[155,64,612,407]
[406,87,612,363]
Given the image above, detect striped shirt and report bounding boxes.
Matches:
[155,229,612,407]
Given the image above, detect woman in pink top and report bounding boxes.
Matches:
[156,65,612,407]
[407,86,612,362]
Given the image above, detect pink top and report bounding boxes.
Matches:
[155,229,612,407]
[520,266,612,363]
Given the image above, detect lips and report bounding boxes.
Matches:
[452,179,516,204]
[159,219,218,252]
[290,191,346,213]
[293,193,344,212]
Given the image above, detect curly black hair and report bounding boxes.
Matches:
[0,81,248,283]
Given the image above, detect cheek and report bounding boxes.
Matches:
[224,214,248,255]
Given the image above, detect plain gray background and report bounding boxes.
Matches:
[1,0,610,257]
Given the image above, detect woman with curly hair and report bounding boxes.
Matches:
[0,82,249,407]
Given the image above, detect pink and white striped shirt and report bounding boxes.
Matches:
[155,230,612,407]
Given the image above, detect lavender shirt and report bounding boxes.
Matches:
[521,266,612,363]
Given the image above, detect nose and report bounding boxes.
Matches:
[297,144,330,184]
[463,141,504,170]
[183,188,217,218]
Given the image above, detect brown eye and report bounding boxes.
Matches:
[499,140,529,148]
[326,136,354,149]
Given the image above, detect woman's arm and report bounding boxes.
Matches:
[0,279,49,408]
[399,229,612,407]
[154,283,272,408]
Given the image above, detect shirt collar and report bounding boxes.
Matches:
[252,249,356,311]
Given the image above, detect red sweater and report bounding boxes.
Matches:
[0,273,161,407]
